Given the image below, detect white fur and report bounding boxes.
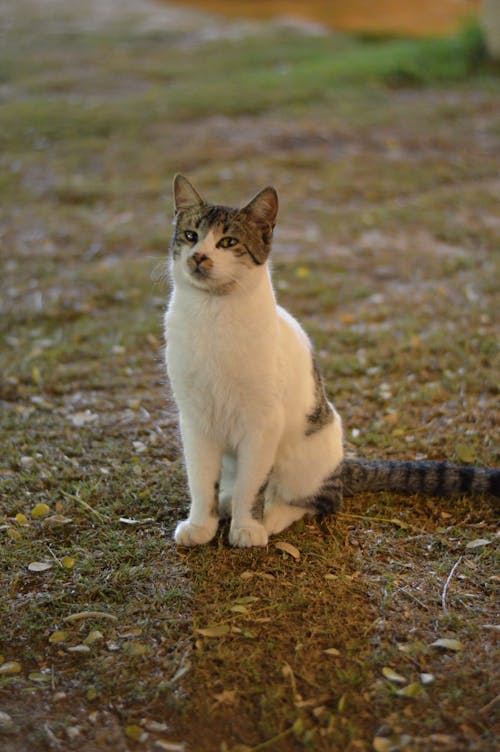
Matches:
[165,206,343,547]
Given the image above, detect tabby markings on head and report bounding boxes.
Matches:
[171,206,273,268]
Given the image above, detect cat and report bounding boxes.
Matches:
[164,175,499,547]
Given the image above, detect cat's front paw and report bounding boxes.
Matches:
[174,519,217,546]
[229,521,268,548]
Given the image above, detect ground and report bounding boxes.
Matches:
[0,1,499,751]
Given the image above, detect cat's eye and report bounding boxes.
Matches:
[218,236,238,249]
[184,230,198,243]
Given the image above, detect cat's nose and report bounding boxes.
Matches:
[192,251,207,266]
[187,251,213,275]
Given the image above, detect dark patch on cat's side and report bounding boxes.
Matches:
[305,358,334,436]
[290,467,343,515]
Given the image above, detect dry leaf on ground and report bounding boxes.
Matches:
[275,541,301,559]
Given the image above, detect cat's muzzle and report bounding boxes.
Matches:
[187,252,213,278]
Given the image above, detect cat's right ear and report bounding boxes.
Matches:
[173,174,204,214]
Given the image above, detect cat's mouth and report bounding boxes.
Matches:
[190,266,210,279]
[187,253,213,277]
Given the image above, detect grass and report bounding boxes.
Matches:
[1,1,499,750]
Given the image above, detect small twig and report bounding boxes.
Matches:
[479,694,500,716]
[245,725,295,752]
[47,546,63,568]
[337,511,425,535]
[399,587,429,611]
[441,555,463,613]
[61,490,107,521]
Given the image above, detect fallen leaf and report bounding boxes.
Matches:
[126,642,148,656]
[213,689,238,705]
[239,571,255,580]
[0,661,22,675]
[373,736,413,752]
[7,527,21,540]
[373,734,393,751]
[14,513,29,526]
[119,627,142,638]
[63,611,117,622]
[428,735,457,746]
[234,596,259,605]
[28,672,50,682]
[44,514,73,525]
[28,561,52,572]
[275,541,301,560]
[119,517,155,526]
[337,693,347,712]
[62,556,75,569]
[323,648,341,656]
[339,312,356,324]
[49,631,69,644]
[465,538,491,550]
[455,444,476,464]
[84,630,104,645]
[295,265,310,279]
[0,711,15,731]
[66,645,91,654]
[420,673,435,685]
[196,624,231,638]
[430,638,463,652]
[125,724,148,743]
[144,721,169,733]
[396,682,423,698]
[153,742,186,752]
[70,411,98,427]
[87,687,98,701]
[382,667,407,684]
[31,503,50,519]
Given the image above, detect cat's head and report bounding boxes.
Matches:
[170,175,278,296]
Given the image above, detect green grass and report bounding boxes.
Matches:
[1,1,499,750]
[0,20,495,154]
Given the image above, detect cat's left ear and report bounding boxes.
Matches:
[242,186,278,227]
[173,174,204,213]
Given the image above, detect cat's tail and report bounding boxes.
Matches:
[341,458,500,499]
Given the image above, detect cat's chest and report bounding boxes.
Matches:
[165,298,277,408]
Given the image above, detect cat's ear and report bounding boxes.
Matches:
[242,186,278,226]
[173,174,204,213]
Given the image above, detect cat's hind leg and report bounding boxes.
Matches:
[264,466,343,536]
[263,501,308,536]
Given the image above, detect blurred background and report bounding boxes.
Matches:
[175,0,483,36]
[1,2,499,750]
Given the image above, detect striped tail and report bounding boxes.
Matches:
[340,459,500,499]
